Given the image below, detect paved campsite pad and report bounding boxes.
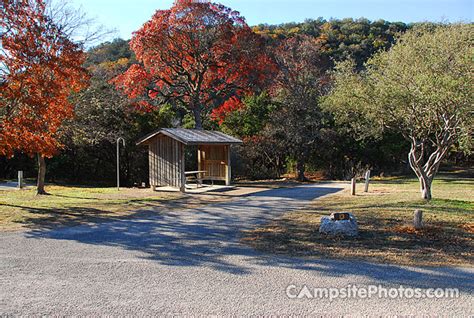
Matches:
[0,182,33,191]
[0,183,472,316]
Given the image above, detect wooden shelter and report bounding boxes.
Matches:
[137,128,242,192]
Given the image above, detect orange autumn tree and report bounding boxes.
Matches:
[0,0,89,194]
[113,0,274,129]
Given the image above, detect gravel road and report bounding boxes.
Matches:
[1,183,472,316]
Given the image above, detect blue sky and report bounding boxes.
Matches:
[72,0,473,40]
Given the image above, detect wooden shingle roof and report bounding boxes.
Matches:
[137,128,242,146]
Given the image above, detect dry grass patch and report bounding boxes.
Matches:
[243,172,474,266]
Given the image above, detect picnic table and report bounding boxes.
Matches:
[185,170,207,188]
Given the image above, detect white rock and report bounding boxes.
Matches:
[319,213,359,237]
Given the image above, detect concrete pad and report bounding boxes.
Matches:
[155,184,235,194]
[154,185,268,196]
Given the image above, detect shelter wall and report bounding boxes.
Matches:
[148,135,185,190]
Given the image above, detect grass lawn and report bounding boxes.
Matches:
[0,181,284,231]
[0,186,183,231]
[0,185,228,231]
[243,171,474,267]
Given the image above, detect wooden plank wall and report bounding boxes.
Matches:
[148,135,184,189]
[198,145,227,181]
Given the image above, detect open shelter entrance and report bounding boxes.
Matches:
[137,128,242,192]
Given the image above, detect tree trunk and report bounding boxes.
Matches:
[419,176,432,200]
[36,154,47,195]
[407,137,448,201]
[296,159,307,182]
[193,106,203,130]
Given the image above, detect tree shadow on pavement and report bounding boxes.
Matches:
[21,184,474,292]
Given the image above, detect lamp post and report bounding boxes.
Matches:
[116,137,125,191]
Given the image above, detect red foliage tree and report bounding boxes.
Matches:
[0,0,89,194]
[113,0,275,129]
[210,96,244,125]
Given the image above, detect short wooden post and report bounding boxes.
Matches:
[18,171,24,189]
[351,177,356,196]
[414,210,423,229]
[364,170,371,193]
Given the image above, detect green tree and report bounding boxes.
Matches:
[219,93,277,138]
[216,93,284,180]
[324,24,473,200]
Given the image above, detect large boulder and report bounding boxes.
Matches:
[319,212,359,237]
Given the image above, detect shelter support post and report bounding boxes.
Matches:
[180,143,186,193]
[225,145,231,186]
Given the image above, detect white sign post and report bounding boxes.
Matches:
[18,171,24,189]
[364,170,371,193]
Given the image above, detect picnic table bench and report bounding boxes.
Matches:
[185,170,207,188]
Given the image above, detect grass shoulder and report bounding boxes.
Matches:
[0,185,227,231]
[243,173,474,267]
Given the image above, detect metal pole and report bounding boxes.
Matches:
[116,138,125,191]
[18,171,23,189]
